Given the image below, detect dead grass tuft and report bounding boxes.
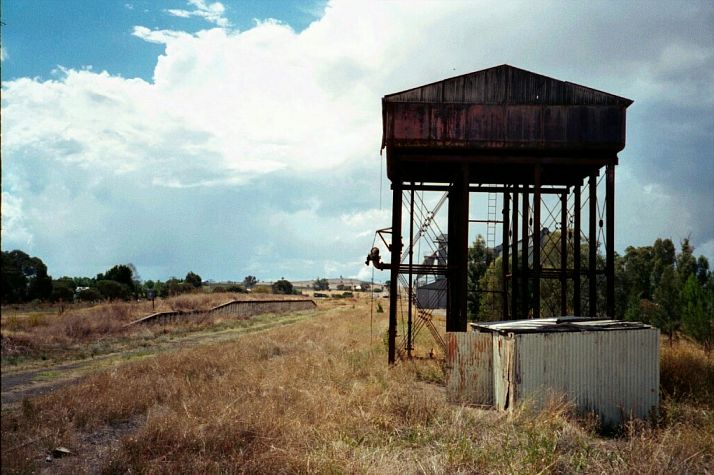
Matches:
[660,336,714,407]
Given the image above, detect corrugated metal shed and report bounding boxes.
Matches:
[447,318,659,427]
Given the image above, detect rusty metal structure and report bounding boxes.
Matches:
[370,65,633,364]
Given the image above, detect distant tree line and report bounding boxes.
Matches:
[468,235,714,351]
[0,250,215,304]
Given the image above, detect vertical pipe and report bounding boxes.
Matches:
[574,183,582,316]
[560,190,568,316]
[588,173,597,317]
[447,169,470,332]
[407,186,414,357]
[511,185,519,319]
[533,166,541,319]
[388,183,402,365]
[606,165,615,317]
[521,187,530,318]
[502,190,510,320]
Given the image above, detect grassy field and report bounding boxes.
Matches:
[1,297,713,473]
[1,293,309,367]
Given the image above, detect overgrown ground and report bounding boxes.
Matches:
[1,293,306,367]
[2,297,713,473]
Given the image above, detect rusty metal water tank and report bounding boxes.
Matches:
[382,64,633,184]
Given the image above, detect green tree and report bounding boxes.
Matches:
[100,264,136,292]
[51,280,75,303]
[1,250,53,303]
[653,266,681,345]
[676,238,697,282]
[97,279,130,300]
[621,245,655,301]
[72,276,95,288]
[467,235,494,320]
[478,257,502,320]
[696,255,711,286]
[652,238,676,291]
[313,277,329,291]
[680,274,713,353]
[185,271,202,288]
[272,279,294,295]
[242,275,258,289]
[76,287,102,302]
[165,278,193,296]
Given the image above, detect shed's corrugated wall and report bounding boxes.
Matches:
[499,329,659,425]
[446,332,493,405]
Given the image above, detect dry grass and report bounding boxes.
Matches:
[0,292,306,365]
[660,336,714,407]
[2,299,713,473]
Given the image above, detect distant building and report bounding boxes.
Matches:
[415,234,449,309]
[291,278,372,291]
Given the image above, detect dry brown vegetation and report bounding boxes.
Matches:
[1,293,306,365]
[2,298,713,473]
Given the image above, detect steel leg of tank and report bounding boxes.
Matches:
[502,190,510,320]
[446,170,469,332]
[521,188,530,318]
[574,183,582,316]
[533,166,542,319]
[511,185,520,319]
[589,173,597,317]
[606,165,615,317]
[388,183,402,364]
[560,190,568,316]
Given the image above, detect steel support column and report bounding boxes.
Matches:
[511,185,520,319]
[446,170,469,332]
[560,190,568,315]
[588,173,597,317]
[574,183,582,316]
[606,165,615,317]
[533,166,542,319]
[521,188,530,318]
[407,186,415,357]
[502,190,510,320]
[388,183,402,365]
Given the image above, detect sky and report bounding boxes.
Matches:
[1,0,713,283]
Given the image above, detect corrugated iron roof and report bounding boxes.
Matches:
[471,317,652,334]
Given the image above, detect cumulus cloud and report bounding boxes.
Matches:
[166,0,230,28]
[1,0,713,280]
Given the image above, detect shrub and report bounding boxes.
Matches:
[272,279,293,295]
[76,288,102,302]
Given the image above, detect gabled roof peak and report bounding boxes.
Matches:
[384,65,633,106]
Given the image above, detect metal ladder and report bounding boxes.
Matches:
[486,192,498,250]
